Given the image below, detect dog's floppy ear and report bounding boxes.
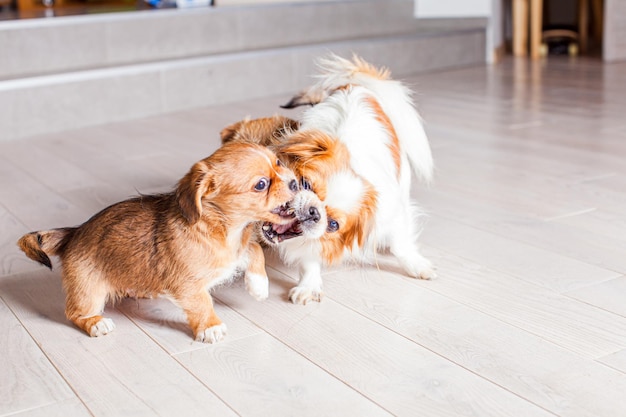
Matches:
[176,160,215,225]
[278,131,347,166]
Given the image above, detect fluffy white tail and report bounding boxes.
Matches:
[289,54,434,183]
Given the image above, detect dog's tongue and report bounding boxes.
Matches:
[273,222,293,234]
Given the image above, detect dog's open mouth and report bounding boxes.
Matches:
[271,203,295,219]
[262,219,303,244]
[263,204,303,244]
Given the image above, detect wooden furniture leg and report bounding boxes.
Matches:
[578,0,589,53]
[591,0,603,43]
[513,0,529,57]
[530,0,543,59]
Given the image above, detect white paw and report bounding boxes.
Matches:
[401,257,436,280]
[89,318,116,337]
[195,323,228,344]
[415,266,437,280]
[289,286,324,305]
[245,273,269,301]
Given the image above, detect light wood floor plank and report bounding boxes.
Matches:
[418,207,620,293]
[599,349,626,374]
[2,57,626,416]
[214,270,554,417]
[116,296,265,356]
[431,152,594,220]
[423,134,626,222]
[5,399,91,417]
[0,204,41,276]
[319,256,626,417]
[565,275,626,317]
[0,298,83,417]
[0,156,89,231]
[34,131,175,196]
[175,333,393,417]
[553,206,626,242]
[0,139,104,194]
[472,214,626,274]
[427,124,619,183]
[0,271,237,417]
[420,245,626,358]
[419,188,626,282]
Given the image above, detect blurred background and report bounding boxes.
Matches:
[0,0,620,142]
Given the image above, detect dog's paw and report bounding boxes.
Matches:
[89,318,116,337]
[416,266,437,280]
[195,323,228,344]
[402,259,437,280]
[245,273,269,301]
[289,286,324,305]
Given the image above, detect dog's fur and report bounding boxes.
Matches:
[221,115,329,245]
[221,55,435,305]
[18,142,303,343]
[221,115,299,148]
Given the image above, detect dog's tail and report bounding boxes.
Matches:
[281,54,392,108]
[17,228,76,270]
[283,54,434,183]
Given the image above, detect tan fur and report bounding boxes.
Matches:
[365,96,402,179]
[345,54,391,80]
[223,55,434,306]
[219,118,378,265]
[17,142,298,342]
[277,131,378,263]
[221,115,299,148]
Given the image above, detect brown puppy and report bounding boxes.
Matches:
[18,142,299,343]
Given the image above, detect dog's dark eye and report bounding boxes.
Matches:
[255,178,270,191]
[276,159,283,167]
[301,177,312,191]
[327,218,339,233]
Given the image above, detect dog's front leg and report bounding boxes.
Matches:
[289,260,323,305]
[178,290,227,343]
[244,241,269,301]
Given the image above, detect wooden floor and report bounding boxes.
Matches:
[2,57,626,417]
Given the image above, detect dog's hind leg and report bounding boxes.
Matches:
[63,271,116,337]
[388,207,436,280]
[392,243,436,280]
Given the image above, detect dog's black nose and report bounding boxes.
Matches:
[289,179,298,192]
[308,206,321,223]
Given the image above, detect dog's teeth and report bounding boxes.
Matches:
[287,208,295,215]
[262,225,271,231]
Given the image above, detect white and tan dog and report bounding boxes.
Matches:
[222,55,435,305]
